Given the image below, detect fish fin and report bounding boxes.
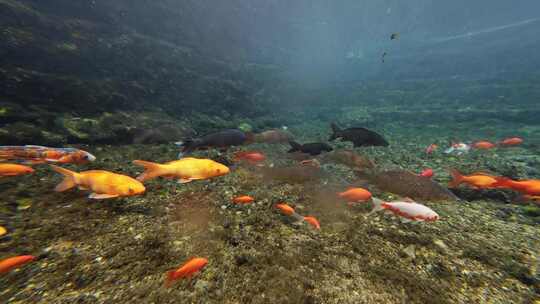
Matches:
[403,197,414,203]
[368,197,386,215]
[400,218,413,223]
[164,270,177,288]
[88,193,119,199]
[132,160,165,181]
[287,141,302,153]
[448,169,463,188]
[178,178,193,184]
[177,152,184,159]
[174,141,183,146]
[44,158,61,163]
[24,145,47,149]
[50,165,78,192]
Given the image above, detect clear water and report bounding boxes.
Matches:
[0,1,539,303]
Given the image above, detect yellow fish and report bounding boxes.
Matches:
[0,226,6,237]
[133,158,229,183]
[50,165,146,199]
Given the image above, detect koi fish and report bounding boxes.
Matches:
[165,257,208,288]
[448,169,498,189]
[498,137,523,147]
[338,188,372,205]
[303,216,320,230]
[419,168,434,178]
[233,151,265,165]
[133,158,229,183]
[0,226,6,237]
[472,141,496,150]
[0,255,36,274]
[492,177,540,196]
[370,198,439,223]
[233,195,254,204]
[444,142,470,155]
[0,145,95,164]
[0,163,34,177]
[50,165,145,199]
[275,203,295,216]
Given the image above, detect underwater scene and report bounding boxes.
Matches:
[1,1,540,303]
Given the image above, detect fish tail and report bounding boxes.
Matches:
[329,123,341,140]
[132,160,165,182]
[164,270,177,288]
[287,141,301,153]
[368,197,386,215]
[448,169,464,188]
[50,165,79,192]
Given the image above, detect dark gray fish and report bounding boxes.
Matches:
[178,129,248,154]
[355,168,459,202]
[288,141,333,156]
[330,123,389,147]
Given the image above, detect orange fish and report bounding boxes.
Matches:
[303,216,320,230]
[492,177,540,196]
[0,255,35,274]
[133,158,229,183]
[338,188,372,203]
[51,165,145,199]
[0,226,6,237]
[472,141,496,150]
[498,137,523,147]
[448,169,498,189]
[233,151,266,164]
[275,203,295,216]
[419,168,434,178]
[233,195,254,204]
[0,163,34,177]
[165,257,208,288]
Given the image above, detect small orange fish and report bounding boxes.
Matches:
[498,137,523,147]
[233,195,254,204]
[472,141,496,150]
[338,188,372,202]
[233,151,266,164]
[425,144,438,154]
[0,226,6,237]
[303,216,320,229]
[165,257,208,288]
[275,203,295,216]
[419,168,434,178]
[51,165,145,199]
[448,169,498,189]
[0,163,34,177]
[0,255,35,274]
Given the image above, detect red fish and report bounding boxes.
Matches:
[0,255,36,274]
[275,203,295,216]
[425,144,438,154]
[419,168,434,178]
[472,141,496,150]
[338,188,372,203]
[498,137,523,147]
[233,195,254,204]
[303,216,320,230]
[233,151,265,164]
[165,257,208,288]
